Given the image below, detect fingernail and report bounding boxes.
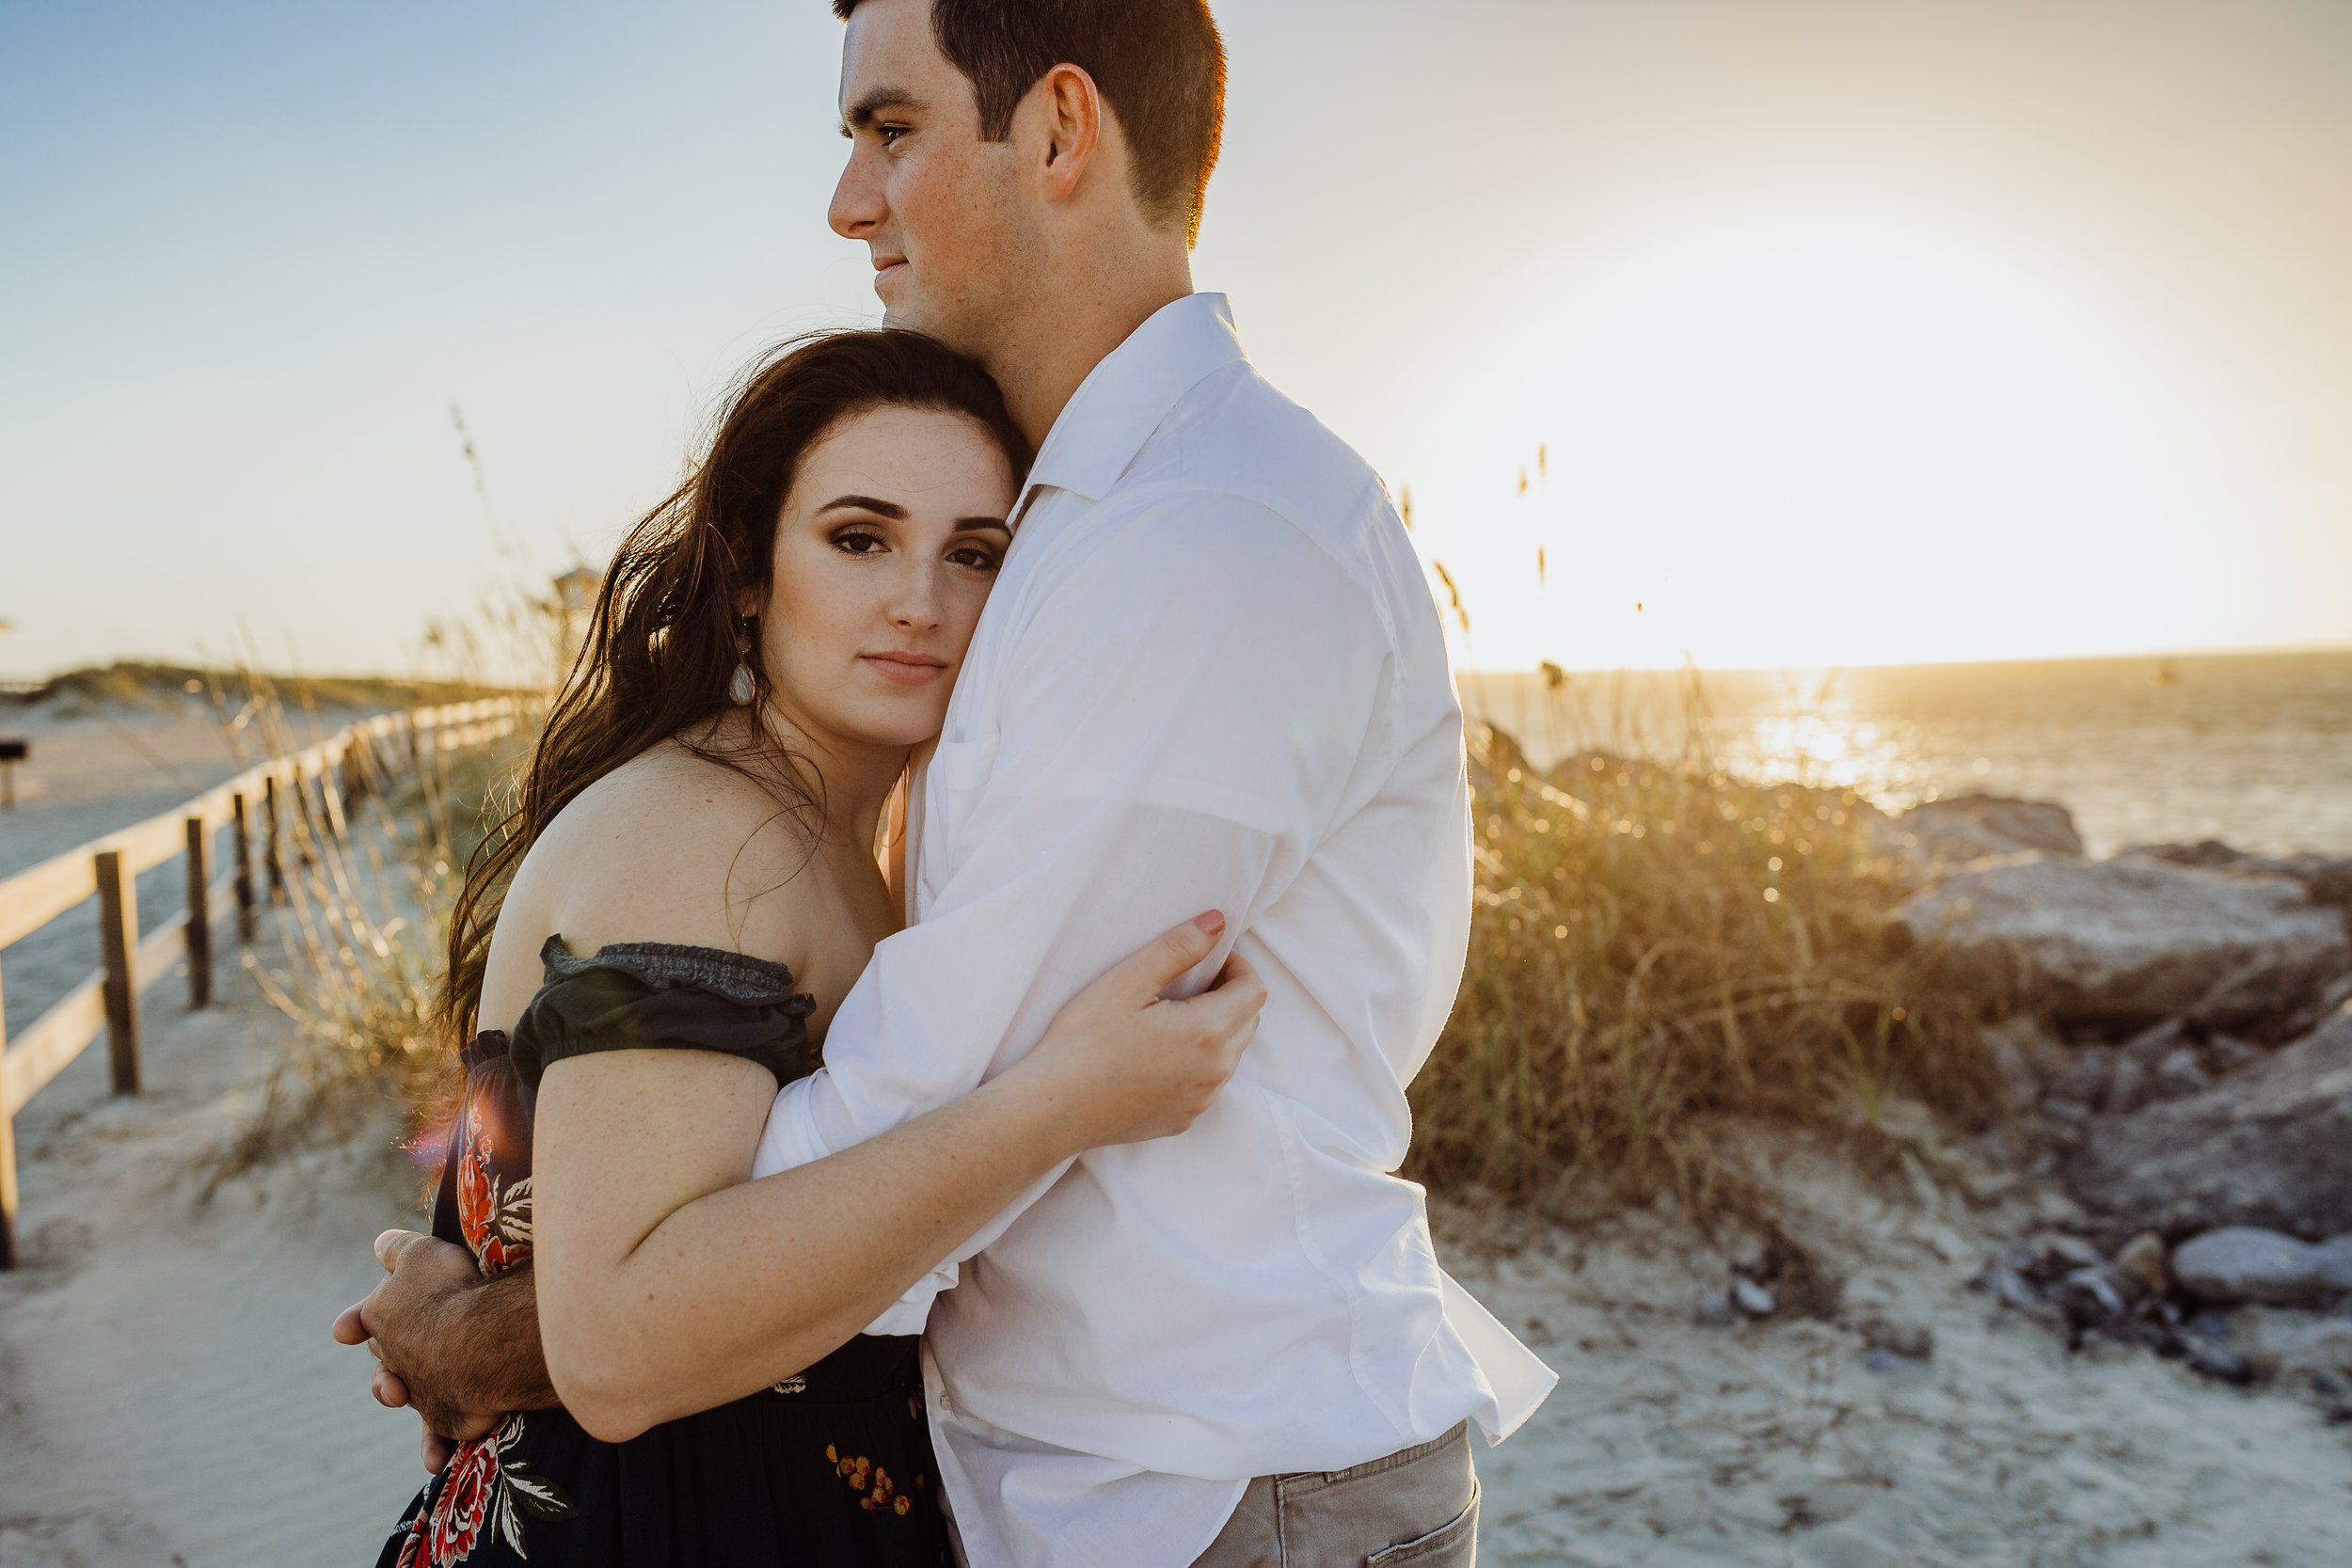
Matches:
[1194,911,1226,936]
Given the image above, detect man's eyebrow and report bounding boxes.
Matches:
[841,86,926,135]
[818,495,908,519]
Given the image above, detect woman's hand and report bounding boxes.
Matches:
[1006,911,1267,1154]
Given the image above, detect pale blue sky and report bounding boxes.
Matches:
[5,0,2350,676]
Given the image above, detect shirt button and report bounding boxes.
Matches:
[938,1392,953,1413]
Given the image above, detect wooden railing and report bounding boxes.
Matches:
[0,698,522,1267]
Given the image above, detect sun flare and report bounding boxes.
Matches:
[1418,218,2244,672]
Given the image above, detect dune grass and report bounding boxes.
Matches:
[1402,707,1993,1216]
[209,677,536,1189]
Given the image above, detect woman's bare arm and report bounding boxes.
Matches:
[532,915,1258,1443]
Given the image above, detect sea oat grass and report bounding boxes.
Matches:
[209,689,536,1189]
[1405,721,1994,1215]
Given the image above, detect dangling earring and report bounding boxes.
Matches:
[728,626,756,705]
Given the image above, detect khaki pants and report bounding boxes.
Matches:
[1188,1422,1478,1567]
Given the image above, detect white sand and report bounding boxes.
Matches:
[4,971,2348,1565]
[0,698,259,877]
[1454,1127,2352,1565]
[0,963,426,1568]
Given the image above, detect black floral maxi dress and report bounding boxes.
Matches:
[375,938,949,1568]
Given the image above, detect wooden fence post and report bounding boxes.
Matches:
[232,791,257,941]
[95,849,142,1095]
[321,750,349,842]
[291,768,320,863]
[263,775,285,901]
[1,958,16,1270]
[309,766,333,847]
[342,738,372,814]
[184,816,213,1009]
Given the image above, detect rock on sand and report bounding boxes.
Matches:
[1891,852,2350,1028]
[2169,1227,2352,1307]
[2066,1004,2352,1238]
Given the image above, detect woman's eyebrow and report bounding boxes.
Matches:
[817,495,908,519]
[954,517,1011,535]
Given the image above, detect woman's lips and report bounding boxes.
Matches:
[863,651,947,686]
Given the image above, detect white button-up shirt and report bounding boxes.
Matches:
[752,293,1555,1568]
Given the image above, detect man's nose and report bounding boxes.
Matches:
[831,150,883,241]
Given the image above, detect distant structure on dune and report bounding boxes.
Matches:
[553,564,603,664]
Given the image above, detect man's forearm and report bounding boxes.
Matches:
[448,1265,560,1414]
[388,1262,560,1434]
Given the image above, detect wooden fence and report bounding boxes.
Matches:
[0,698,522,1268]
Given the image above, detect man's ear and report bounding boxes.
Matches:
[1035,63,1103,203]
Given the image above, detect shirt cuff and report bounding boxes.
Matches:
[863,1261,958,1336]
[750,1074,957,1335]
[748,1074,828,1180]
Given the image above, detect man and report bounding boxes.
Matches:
[347,3,1554,1563]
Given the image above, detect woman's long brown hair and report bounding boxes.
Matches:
[434,330,1027,1045]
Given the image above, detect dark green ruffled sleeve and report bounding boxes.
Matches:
[509,935,819,1090]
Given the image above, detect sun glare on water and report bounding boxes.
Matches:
[1424,217,2243,673]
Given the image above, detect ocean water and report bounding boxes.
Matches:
[1461,649,2352,859]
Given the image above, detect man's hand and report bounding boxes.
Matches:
[331,1229,506,1470]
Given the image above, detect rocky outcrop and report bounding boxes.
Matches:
[1979,1016,2069,1113]
[2130,842,2352,910]
[1891,853,2349,1028]
[2111,1231,2169,1296]
[2063,1005,2352,1239]
[2233,1308,2352,1380]
[1973,1222,2352,1386]
[1897,793,2084,863]
[2169,1227,2352,1307]
[1971,1233,2180,1354]
[2058,1020,2217,1115]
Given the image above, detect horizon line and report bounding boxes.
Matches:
[1456,639,2352,677]
[7,638,2352,690]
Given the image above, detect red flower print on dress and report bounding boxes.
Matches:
[423,1434,498,1563]
[455,1136,493,1253]
[398,1415,577,1565]
[453,1103,532,1278]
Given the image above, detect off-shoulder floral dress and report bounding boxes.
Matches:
[375,938,949,1568]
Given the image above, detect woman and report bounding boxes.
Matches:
[376,331,1263,1567]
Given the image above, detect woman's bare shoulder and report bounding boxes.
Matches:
[514,741,822,960]
[542,740,803,857]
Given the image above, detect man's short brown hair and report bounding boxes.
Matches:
[834,0,1226,245]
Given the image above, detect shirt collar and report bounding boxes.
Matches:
[1012,293,1247,524]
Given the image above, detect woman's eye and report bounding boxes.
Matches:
[947,546,1000,572]
[833,530,886,556]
